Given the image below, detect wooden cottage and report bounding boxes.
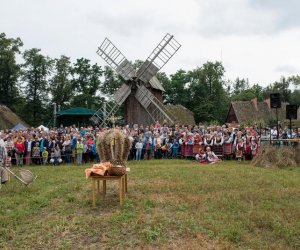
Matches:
[225,98,300,127]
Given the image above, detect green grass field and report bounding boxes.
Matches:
[1,160,299,249]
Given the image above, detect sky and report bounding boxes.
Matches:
[1,0,300,86]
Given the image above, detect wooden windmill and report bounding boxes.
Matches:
[92,33,181,127]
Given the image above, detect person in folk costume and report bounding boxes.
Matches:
[250,136,258,158]
[206,146,222,164]
[185,133,194,157]
[195,145,207,162]
[230,128,238,155]
[204,133,214,151]
[233,130,243,156]
[222,129,231,158]
[213,132,224,157]
[178,133,185,157]
[244,135,252,160]
[235,138,244,161]
[193,133,203,155]
[154,132,162,159]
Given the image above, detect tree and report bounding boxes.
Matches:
[262,77,291,103]
[21,48,53,126]
[272,77,291,102]
[50,55,73,109]
[162,69,189,106]
[288,75,300,88]
[0,33,23,109]
[100,66,122,97]
[231,78,249,96]
[290,89,300,106]
[188,61,228,123]
[71,58,103,108]
[230,83,264,101]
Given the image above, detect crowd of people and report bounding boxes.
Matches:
[0,121,299,173]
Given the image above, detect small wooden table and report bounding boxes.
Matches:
[90,174,128,207]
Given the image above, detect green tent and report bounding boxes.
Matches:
[56,107,102,127]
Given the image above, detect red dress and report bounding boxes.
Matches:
[193,135,202,155]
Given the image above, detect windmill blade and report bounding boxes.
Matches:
[91,83,132,127]
[91,101,121,127]
[135,84,176,124]
[136,33,181,83]
[97,38,135,80]
[113,83,132,105]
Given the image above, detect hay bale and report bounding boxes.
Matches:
[252,145,298,168]
[276,147,296,168]
[252,146,277,168]
[294,144,300,165]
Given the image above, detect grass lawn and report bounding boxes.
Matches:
[0,160,300,249]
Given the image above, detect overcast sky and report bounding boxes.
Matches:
[1,0,300,86]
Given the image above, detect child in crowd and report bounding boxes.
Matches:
[32,142,41,165]
[236,138,244,161]
[50,145,62,165]
[206,147,222,164]
[172,138,180,158]
[76,137,84,165]
[195,147,221,164]
[145,138,152,160]
[42,147,48,165]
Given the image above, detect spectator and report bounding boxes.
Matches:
[14,137,25,166]
[42,147,48,165]
[50,145,63,165]
[32,142,41,165]
[62,135,72,164]
[76,137,84,165]
[135,139,143,161]
[144,138,152,160]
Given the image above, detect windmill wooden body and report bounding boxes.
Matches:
[92,33,181,126]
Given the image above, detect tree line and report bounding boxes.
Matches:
[1,32,299,126]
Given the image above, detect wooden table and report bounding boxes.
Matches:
[90,174,127,207]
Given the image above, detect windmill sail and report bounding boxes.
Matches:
[97,38,135,80]
[136,33,181,83]
[113,83,132,105]
[135,84,176,124]
[91,84,131,127]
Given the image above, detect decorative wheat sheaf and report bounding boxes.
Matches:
[96,129,131,166]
